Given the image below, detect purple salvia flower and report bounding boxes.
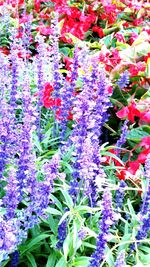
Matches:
[59,45,79,141]
[57,220,67,249]
[67,59,97,190]
[0,52,19,177]
[116,120,128,156]
[51,13,62,100]
[78,228,87,240]
[9,40,20,112]
[5,39,24,162]
[68,59,112,205]
[115,181,127,210]
[116,70,130,89]
[0,81,9,178]
[9,251,19,267]
[22,14,32,56]
[0,216,18,263]
[1,4,10,33]
[78,135,101,206]
[89,68,112,140]
[115,250,126,267]
[29,153,60,217]
[135,153,150,242]
[16,65,37,199]
[34,35,48,140]
[2,167,20,220]
[130,153,150,254]
[89,188,115,267]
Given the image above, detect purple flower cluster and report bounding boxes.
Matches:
[59,46,79,141]
[89,188,115,267]
[67,55,112,205]
[9,251,19,267]
[135,153,150,242]
[0,34,61,263]
[116,70,130,89]
[115,181,127,210]
[57,220,67,249]
[116,120,128,156]
[115,250,126,267]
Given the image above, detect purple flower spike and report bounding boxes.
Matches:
[115,181,127,210]
[89,188,115,267]
[116,70,130,89]
[135,153,150,242]
[57,220,67,249]
[116,120,128,156]
[115,250,126,267]
[9,251,19,267]
[2,168,20,220]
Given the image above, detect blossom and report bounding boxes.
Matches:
[89,188,115,267]
[9,251,19,267]
[115,250,126,267]
[116,120,128,155]
[92,26,104,38]
[117,101,141,123]
[57,220,67,249]
[2,168,20,220]
[132,153,150,248]
[116,70,130,89]
[0,216,19,262]
[115,181,127,210]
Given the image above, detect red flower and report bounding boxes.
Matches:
[129,63,146,77]
[137,148,150,164]
[117,101,141,123]
[34,0,41,12]
[140,111,150,124]
[136,137,150,164]
[139,136,150,149]
[0,47,9,55]
[92,26,104,38]
[42,83,54,108]
[36,26,53,36]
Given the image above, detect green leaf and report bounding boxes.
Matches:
[139,251,150,265]
[111,87,128,106]
[46,252,57,267]
[141,89,150,100]
[59,47,70,56]
[127,126,150,143]
[63,232,73,260]
[20,234,50,254]
[100,33,114,47]
[105,245,115,267]
[55,256,67,267]
[82,241,96,249]
[127,198,136,216]
[46,214,58,234]
[33,134,43,152]
[59,188,73,208]
[26,252,37,267]
[61,145,74,162]
[61,161,73,173]
[118,234,131,251]
[1,258,9,267]
[73,256,90,267]
[50,194,63,211]
[58,210,71,225]
[100,151,124,166]
[46,207,62,216]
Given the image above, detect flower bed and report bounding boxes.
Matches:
[0,1,150,266]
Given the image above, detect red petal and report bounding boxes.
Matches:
[116,107,129,119]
